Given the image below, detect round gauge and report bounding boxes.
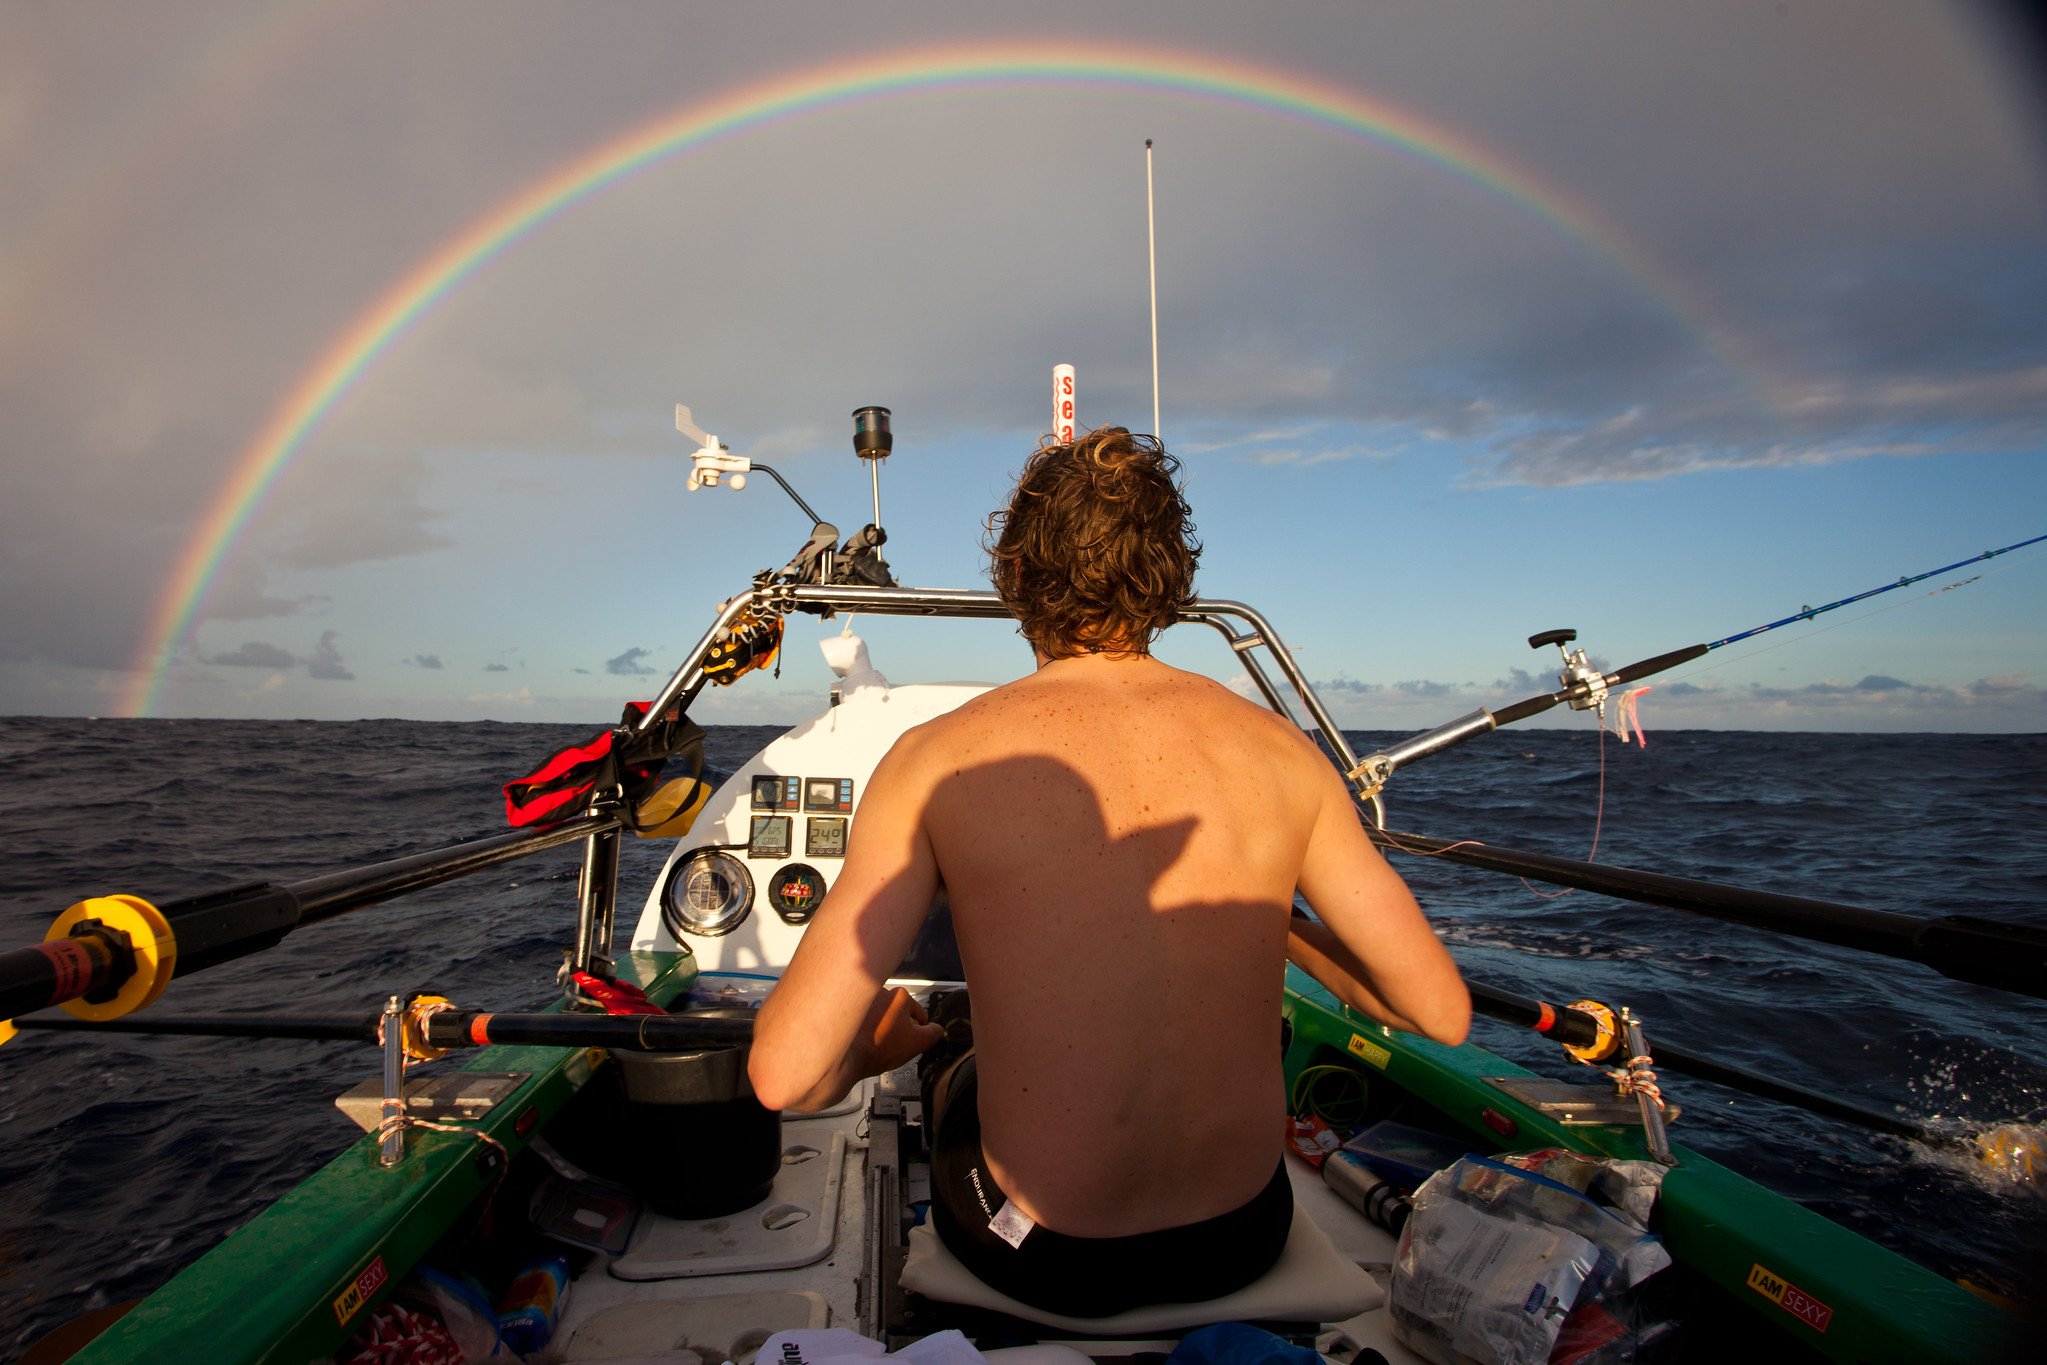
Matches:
[660,849,754,939]
[768,863,827,925]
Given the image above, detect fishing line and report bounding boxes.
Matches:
[1666,555,2027,686]
[1629,532,2030,695]
[1517,723,1609,901]
[1702,532,2044,652]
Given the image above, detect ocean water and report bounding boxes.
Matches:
[1,717,2043,1350]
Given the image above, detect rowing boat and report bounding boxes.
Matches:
[4,407,2039,1364]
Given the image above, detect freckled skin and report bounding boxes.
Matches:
[752,650,1468,1238]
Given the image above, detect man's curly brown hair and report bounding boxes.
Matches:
[985,427,1201,658]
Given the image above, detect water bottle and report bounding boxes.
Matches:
[496,1251,571,1354]
[1322,1150,1412,1235]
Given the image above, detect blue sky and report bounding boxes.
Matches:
[2,1,2043,731]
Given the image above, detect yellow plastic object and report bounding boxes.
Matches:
[703,610,784,686]
[1562,998,1621,1065]
[1974,1123,2044,1187]
[401,994,454,1062]
[632,775,711,838]
[50,895,177,1022]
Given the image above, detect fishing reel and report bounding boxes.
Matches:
[1530,629,1610,715]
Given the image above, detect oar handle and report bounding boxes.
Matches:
[1465,981,1610,1054]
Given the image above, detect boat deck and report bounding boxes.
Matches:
[547,1061,1423,1364]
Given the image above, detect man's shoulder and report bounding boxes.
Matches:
[892,661,1319,760]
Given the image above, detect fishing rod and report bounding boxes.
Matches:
[1350,533,2047,804]
[0,811,623,1041]
[1372,827,2047,1002]
[11,1006,753,1052]
[1347,636,1709,802]
[1705,532,2046,650]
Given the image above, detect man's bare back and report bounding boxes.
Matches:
[753,649,1468,1238]
[751,424,1466,1264]
[911,652,1322,1235]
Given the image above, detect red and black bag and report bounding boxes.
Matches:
[502,700,705,829]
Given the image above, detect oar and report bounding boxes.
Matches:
[12,1007,753,1052]
[1465,979,1946,1145]
[0,812,622,1033]
[1372,827,2047,1002]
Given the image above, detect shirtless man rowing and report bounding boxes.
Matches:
[749,427,1468,1316]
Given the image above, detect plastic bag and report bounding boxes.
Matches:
[1390,1154,1671,1365]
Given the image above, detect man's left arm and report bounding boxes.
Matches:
[749,731,946,1112]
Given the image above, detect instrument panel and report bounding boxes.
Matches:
[662,772,857,941]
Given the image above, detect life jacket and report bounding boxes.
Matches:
[502,700,707,833]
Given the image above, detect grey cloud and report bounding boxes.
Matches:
[606,647,657,677]
[409,654,445,670]
[483,662,511,673]
[206,641,298,668]
[1315,675,1384,695]
[2,1,2041,718]
[306,631,354,681]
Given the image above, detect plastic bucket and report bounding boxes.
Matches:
[558,1006,783,1220]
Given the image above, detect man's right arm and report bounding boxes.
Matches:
[1288,758,1469,1045]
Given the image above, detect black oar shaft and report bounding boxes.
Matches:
[14,1013,374,1041]
[14,1008,754,1051]
[1462,980,1941,1144]
[425,1010,754,1051]
[0,815,622,1022]
[286,815,624,924]
[1378,828,2047,1001]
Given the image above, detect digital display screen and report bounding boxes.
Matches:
[751,775,801,811]
[748,814,792,859]
[804,777,855,813]
[806,816,848,858]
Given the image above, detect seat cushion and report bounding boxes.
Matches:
[899,1200,1383,1334]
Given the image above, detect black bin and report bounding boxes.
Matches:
[555,1006,782,1220]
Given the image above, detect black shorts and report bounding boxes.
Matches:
[925,1051,1294,1319]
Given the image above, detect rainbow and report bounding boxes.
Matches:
[125,39,1775,717]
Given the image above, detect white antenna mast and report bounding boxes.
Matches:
[1145,139,1161,442]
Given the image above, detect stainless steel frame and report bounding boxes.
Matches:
[578,581,1369,997]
